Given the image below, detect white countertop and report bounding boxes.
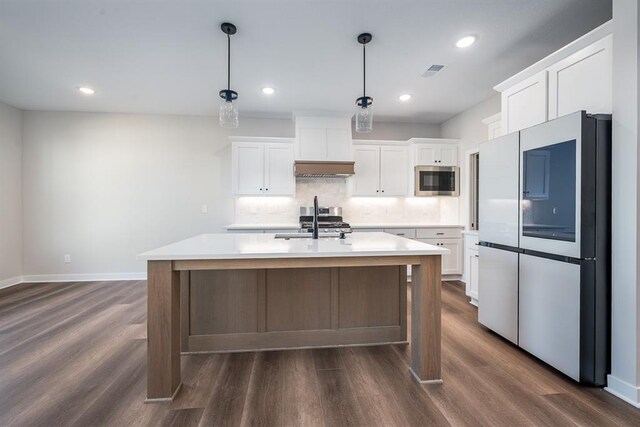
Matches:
[225,223,300,230]
[351,224,464,229]
[225,223,464,230]
[462,230,479,236]
[138,232,449,261]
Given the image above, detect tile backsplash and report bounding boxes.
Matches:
[233,179,460,225]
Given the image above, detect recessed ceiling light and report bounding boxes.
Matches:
[456,35,477,48]
[398,94,412,102]
[262,87,275,95]
[78,87,95,95]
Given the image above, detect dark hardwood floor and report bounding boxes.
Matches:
[1,279,639,426]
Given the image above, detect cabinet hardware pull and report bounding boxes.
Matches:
[397,233,405,236]
[436,232,444,235]
[259,188,262,191]
[474,254,479,258]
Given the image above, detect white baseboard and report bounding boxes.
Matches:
[21,272,147,283]
[0,272,147,290]
[605,374,640,408]
[0,275,23,290]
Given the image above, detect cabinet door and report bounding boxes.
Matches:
[548,35,612,119]
[264,144,294,195]
[415,144,438,165]
[352,146,380,196]
[469,251,479,300]
[298,128,326,160]
[438,146,458,166]
[488,120,502,140]
[379,146,408,196]
[501,71,548,133]
[233,143,264,195]
[326,128,352,161]
[440,239,462,275]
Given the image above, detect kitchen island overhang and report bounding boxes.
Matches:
[139,232,448,402]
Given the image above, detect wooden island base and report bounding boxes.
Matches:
[146,255,441,402]
[181,266,407,353]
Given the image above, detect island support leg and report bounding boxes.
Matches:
[410,255,442,383]
[146,260,182,402]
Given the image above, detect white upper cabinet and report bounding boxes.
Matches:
[352,146,380,196]
[496,23,612,133]
[380,146,409,196]
[231,138,294,196]
[547,35,612,119]
[412,140,459,166]
[482,113,502,140]
[233,143,265,195]
[264,144,295,195]
[351,143,408,196]
[295,116,352,161]
[501,71,548,134]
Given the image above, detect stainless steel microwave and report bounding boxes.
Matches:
[414,166,460,196]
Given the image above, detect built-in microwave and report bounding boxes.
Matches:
[414,166,460,196]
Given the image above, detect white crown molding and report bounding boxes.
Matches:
[494,20,612,92]
[228,136,294,144]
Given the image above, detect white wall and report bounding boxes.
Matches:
[440,94,501,229]
[21,112,293,278]
[0,102,23,285]
[351,121,440,141]
[606,0,640,407]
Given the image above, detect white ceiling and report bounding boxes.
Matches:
[0,0,611,123]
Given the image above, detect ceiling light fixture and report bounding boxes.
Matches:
[219,22,239,128]
[398,94,412,102]
[355,32,373,134]
[78,87,95,95]
[262,87,275,95]
[456,35,477,48]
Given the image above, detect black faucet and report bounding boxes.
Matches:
[312,195,319,239]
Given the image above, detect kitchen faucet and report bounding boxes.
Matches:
[312,195,319,239]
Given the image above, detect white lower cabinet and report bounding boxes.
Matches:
[469,252,479,305]
[463,232,480,306]
[416,238,462,275]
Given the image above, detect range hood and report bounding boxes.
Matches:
[294,161,355,178]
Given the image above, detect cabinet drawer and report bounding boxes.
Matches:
[416,228,462,239]
[384,228,416,239]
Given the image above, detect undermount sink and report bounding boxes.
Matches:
[275,232,343,239]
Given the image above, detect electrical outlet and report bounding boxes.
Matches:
[64,254,71,263]
[201,204,208,214]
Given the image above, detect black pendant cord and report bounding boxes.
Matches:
[362,43,366,98]
[227,33,231,91]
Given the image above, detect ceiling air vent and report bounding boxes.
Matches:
[422,64,444,78]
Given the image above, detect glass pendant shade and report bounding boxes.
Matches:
[219,98,239,128]
[355,104,373,133]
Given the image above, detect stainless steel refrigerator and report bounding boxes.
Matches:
[478,111,610,385]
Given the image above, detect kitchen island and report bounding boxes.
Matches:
[139,232,448,402]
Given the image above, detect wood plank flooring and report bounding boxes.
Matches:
[1,279,639,426]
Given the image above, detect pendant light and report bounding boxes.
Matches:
[219,22,239,128]
[355,32,373,133]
